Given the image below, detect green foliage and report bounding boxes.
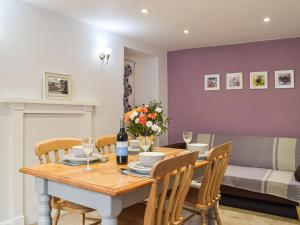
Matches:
[124,100,170,137]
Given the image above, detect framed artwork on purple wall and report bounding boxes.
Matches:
[204,74,220,91]
[275,70,294,89]
[250,71,268,89]
[226,72,243,90]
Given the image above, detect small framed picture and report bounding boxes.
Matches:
[44,72,72,100]
[275,70,294,89]
[226,72,243,90]
[204,74,220,91]
[250,71,268,89]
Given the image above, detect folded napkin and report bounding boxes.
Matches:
[120,169,151,178]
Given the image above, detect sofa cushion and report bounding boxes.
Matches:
[295,166,300,182]
[197,133,300,171]
[214,134,274,169]
[223,165,300,203]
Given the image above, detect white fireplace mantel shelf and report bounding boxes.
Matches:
[0,97,101,106]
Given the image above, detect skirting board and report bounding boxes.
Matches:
[0,210,66,225]
[0,215,24,225]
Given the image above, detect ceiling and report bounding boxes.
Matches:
[21,0,300,51]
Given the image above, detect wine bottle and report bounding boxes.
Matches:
[116,119,128,164]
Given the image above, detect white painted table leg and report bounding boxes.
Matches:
[101,216,118,225]
[38,193,51,225]
[96,196,122,225]
[36,178,52,225]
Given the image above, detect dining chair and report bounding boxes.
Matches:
[95,135,117,154]
[35,138,101,225]
[183,142,232,225]
[95,135,133,154]
[118,150,199,225]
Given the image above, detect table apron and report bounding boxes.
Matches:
[48,180,122,217]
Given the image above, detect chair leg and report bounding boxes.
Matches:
[213,205,222,225]
[296,206,300,221]
[80,213,85,225]
[200,211,207,225]
[52,209,60,225]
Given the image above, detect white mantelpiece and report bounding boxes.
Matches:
[0,97,100,106]
[1,97,100,225]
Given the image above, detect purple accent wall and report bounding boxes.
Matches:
[168,38,300,144]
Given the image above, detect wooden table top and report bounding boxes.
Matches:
[20,147,208,196]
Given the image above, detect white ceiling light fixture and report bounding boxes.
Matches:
[184,29,189,34]
[141,8,149,14]
[264,17,271,23]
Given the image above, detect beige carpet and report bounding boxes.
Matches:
[52,206,299,225]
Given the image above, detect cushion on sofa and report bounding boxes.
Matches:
[294,166,300,182]
[197,133,300,172]
[223,165,300,203]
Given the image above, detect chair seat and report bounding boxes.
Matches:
[118,203,146,225]
[59,200,95,213]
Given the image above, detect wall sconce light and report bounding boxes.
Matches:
[98,48,112,65]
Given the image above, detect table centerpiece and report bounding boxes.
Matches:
[124,100,169,151]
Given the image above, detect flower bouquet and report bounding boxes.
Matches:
[124,101,169,150]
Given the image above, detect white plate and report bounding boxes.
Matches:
[128,147,141,153]
[127,161,152,174]
[198,152,208,159]
[63,153,102,162]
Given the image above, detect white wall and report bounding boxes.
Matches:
[124,52,159,105]
[0,0,167,224]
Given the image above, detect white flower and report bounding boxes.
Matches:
[151,124,160,132]
[157,127,162,134]
[144,104,149,107]
[135,118,139,124]
[146,121,153,128]
[130,111,138,120]
[155,107,162,113]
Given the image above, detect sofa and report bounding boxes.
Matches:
[165,133,300,220]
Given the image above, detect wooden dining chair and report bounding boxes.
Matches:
[35,138,101,225]
[118,150,199,225]
[95,135,133,154]
[95,135,117,154]
[183,142,232,225]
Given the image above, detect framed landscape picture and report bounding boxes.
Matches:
[204,74,220,91]
[226,72,243,90]
[44,72,72,100]
[275,70,294,89]
[250,71,268,89]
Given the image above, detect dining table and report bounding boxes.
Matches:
[20,147,215,225]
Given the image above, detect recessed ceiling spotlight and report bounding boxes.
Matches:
[184,29,189,34]
[141,8,149,14]
[264,17,271,23]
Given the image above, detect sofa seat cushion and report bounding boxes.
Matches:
[223,165,300,203]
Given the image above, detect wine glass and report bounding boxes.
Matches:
[82,138,95,171]
[183,132,193,149]
[139,136,152,152]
